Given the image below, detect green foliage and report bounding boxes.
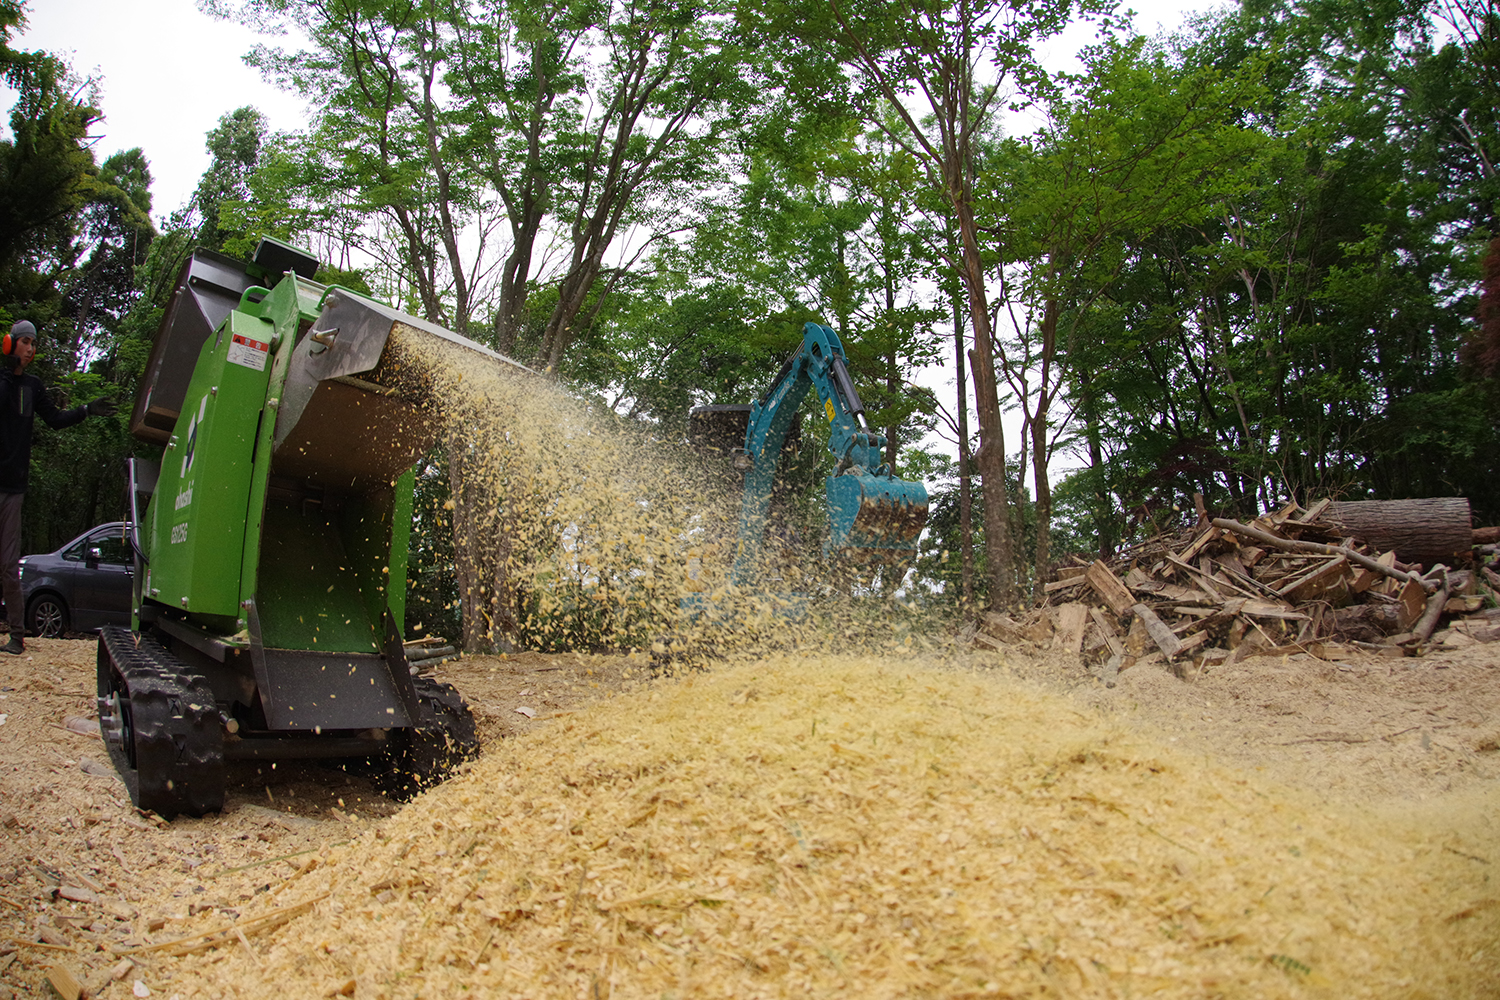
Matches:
[0,4,161,553]
[1044,0,1500,550]
[405,452,462,642]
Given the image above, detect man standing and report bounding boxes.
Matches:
[0,320,116,654]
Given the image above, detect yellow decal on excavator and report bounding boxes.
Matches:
[824,398,836,423]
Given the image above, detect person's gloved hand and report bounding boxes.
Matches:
[86,396,117,417]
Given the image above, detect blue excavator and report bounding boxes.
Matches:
[689,322,929,588]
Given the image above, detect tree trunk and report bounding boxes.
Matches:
[1326,498,1473,566]
[952,290,973,605]
[883,252,899,471]
[955,201,1013,605]
[1029,299,1059,600]
[493,217,540,355]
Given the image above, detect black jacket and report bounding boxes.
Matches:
[0,368,86,493]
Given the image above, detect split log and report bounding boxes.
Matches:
[45,965,83,1000]
[1412,573,1452,643]
[1053,603,1089,654]
[1331,603,1404,642]
[1237,599,1309,621]
[1275,554,1350,605]
[1085,560,1136,616]
[1088,607,1126,658]
[1097,653,1122,687]
[1176,525,1221,562]
[1451,618,1500,642]
[1325,498,1472,566]
[981,612,1028,645]
[1296,498,1333,522]
[1397,578,1428,631]
[1212,518,1430,591]
[1349,550,1396,593]
[973,631,1006,652]
[1131,603,1182,659]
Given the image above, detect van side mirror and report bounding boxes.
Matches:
[87,546,102,568]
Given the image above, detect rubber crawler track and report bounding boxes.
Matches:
[376,675,480,799]
[97,625,226,817]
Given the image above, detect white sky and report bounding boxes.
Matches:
[12,0,309,223]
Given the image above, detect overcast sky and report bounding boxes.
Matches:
[12,0,1210,224]
[12,0,309,222]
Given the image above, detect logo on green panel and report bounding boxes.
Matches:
[181,393,208,478]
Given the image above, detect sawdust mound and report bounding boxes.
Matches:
[158,656,1499,999]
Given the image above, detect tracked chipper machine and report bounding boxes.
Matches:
[99,239,531,817]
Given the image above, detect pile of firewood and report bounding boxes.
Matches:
[974,496,1500,683]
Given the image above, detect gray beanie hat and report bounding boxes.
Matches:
[9,320,35,339]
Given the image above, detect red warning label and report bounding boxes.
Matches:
[228,333,270,371]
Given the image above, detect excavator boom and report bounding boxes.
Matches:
[725,322,928,585]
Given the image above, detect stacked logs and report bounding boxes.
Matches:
[973,497,1500,683]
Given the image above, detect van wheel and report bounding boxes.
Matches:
[27,594,69,637]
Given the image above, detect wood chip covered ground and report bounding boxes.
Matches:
[1,637,1496,999]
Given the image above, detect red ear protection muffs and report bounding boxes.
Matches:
[4,320,36,355]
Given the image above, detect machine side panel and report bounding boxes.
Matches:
[238,280,302,611]
[146,312,276,619]
[130,250,257,445]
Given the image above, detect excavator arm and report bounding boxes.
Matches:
[730,322,928,585]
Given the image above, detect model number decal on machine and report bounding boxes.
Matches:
[228,333,270,371]
[170,523,188,544]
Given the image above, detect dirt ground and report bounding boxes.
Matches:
[0,635,1495,998]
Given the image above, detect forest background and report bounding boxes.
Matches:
[0,0,1496,647]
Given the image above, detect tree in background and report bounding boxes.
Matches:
[0,1,156,554]
[987,35,1266,591]
[755,0,1122,606]
[211,0,757,369]
[1061,0,1498,534]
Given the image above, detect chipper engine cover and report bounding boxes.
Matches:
[99,238,531,817]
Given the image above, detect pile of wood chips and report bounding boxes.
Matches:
[976,497,1500,682]
[147,656,1496,999]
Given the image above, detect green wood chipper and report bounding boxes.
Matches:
[98,238,530,817]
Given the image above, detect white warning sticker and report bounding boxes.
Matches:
[227,333,270,371]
